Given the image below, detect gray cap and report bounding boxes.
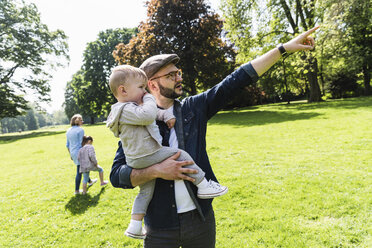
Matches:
[140,54,180,79]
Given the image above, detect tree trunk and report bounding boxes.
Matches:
[319,41,326,96]
[307,55,322,102]
[90,116,95,124]
[363,64,371,96]
[282,59,290,104]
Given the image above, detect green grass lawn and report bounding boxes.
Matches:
[0,97,371,247]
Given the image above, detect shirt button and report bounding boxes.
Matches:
[170,184,173,188]
[172,204,176,208]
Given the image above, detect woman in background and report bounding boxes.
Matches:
[66,114,96,194]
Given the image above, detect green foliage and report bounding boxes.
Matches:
[317,0,371,96]
[35,111,47,128]
[258,55,310,103]
[64,70,94,121]
[328,72,360,99]
[64,28,137,122]
[0,97,371,247]
[82,28,138,116]
[64,78,82,120]
[52,109,69,125]
[24,108,39,131]
[0,0,68,118]
[222,0,371,101]
[0,106,69,134]
[113,0,236,95]
[221,0,322,102]
[0,116,26,133]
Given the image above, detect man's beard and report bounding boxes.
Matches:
[158,82,182,99]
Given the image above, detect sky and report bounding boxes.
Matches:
[26,0,221,113]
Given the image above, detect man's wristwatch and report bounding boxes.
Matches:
[277,43,288,57]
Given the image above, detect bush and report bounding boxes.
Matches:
[224,86,266,109]
[328,72,360,99]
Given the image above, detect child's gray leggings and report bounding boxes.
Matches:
[126,146,205,215]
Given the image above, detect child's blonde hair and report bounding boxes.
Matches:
[109,65,148,97]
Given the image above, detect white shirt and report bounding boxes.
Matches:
[166,106,196,213]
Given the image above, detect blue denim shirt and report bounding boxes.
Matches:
[110,62,259,229]
[66,126,84,165]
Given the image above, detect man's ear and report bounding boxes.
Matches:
[147,80,158,92]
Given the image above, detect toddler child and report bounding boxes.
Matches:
[77,135,108,194]
[106,65,228,239]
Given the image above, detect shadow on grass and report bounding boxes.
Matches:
[278,97,372,111]
[0,130,65,144]
[211,97,372,127]
[65,187,105,215]
[210,110,321,127]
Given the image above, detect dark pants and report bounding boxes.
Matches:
[144,208,216,248]
[75,165,82,191]
[75,165,91,191]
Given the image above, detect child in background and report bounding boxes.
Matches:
[106,65,228,239]
[78,135,108,194]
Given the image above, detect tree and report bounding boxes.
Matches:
[328,72,359,99]
[113,0,236,96]
[221,0,322,102]
[343,0,371,96]
[35,111,47,127]
[321,0,371,96]
[0,104,69,133]
[24,108,39,131]
[64,70,96,123]
[52,109,69,125]
[82,28,137,116]
[0,117,26,133]
[0,0,68,119]
[64,28,136,123]
[64,78,82,121]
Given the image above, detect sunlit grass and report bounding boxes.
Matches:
[0,97,371,247]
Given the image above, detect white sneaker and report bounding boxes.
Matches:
[124,226,146,240]
[197,180,228,199]
[88,179,98,187]
[74,189,83,195]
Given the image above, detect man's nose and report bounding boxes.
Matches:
[176,74,182,82]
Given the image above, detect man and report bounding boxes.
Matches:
[110,26,319,247]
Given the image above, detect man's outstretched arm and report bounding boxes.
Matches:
[251,26,319,77]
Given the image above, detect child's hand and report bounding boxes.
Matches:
[166,118,176,129]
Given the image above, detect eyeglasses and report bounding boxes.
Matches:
[150,69,182,81]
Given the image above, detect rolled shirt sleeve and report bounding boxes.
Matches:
[110,141,134,189]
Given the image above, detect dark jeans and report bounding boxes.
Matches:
[144,208,216,248]
[75,165,91,191]
[75,165,82,191]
